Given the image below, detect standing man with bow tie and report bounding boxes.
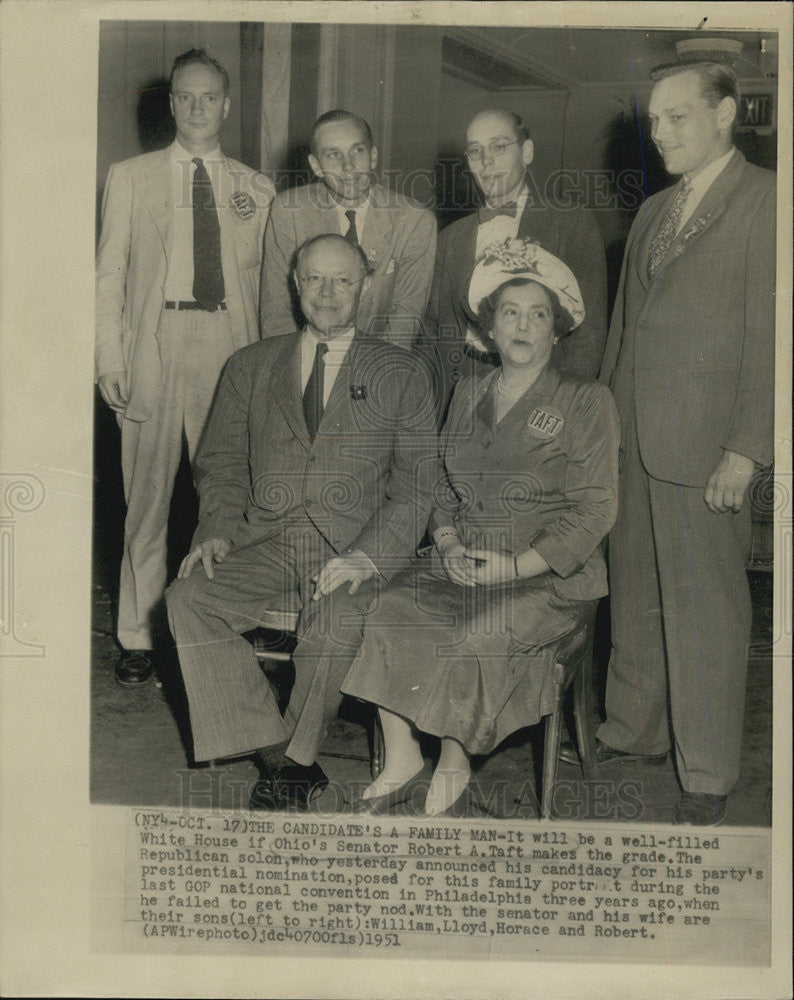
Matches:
[425,108,608,410]
[96,49,274,686]
[167,234,437,810]
[260,109,437,348]
[584,61,776,825]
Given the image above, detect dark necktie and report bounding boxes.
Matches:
[344,209,359,245]
[303,342,329,441]
[192,157,225,310]
[647,179,692,280]
[478,201,518,224]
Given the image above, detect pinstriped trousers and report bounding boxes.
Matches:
[166,516,380,763]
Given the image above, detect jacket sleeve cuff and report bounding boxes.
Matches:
[530,530,583,579]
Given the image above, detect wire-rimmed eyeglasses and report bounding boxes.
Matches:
[465,139,519,162]
[298,274,367,292]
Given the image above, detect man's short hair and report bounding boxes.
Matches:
[650,60,739,110]
[170,48,230,96]
[470,109,531,144]
[310,110,374,155]
[295,233,371,277]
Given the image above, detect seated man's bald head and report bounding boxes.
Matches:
[295,233,370,277]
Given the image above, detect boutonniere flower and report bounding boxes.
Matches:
[350,385,367,400]
[366,250,379,269]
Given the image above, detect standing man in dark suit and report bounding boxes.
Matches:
[425,108,608,409]
[260,109,437,348]
[592,61,776,825]
[167,234,437,810]
[96,49,273,686]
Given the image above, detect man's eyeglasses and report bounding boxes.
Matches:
[298,274,366,292]
[465,139,519,162]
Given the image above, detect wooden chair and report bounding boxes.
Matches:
[539,609,600,818]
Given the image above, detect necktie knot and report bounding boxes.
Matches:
[478,201,518,224]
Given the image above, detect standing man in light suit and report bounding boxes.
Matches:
[589,60,775,825]
[260,109,437,347]
[96,48,273,686]
[425,107,608,411]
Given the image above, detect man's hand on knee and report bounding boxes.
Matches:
[179,538,231,580]
[312,550,378,600]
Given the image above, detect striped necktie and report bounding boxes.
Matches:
[303,342,329,441]
[647,179,692,280]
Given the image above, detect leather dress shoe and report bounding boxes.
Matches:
[559,737,667,768]
[115,650,154,687]
[357,761,433,815]
[250,762,329,811]
[674,792,727,826]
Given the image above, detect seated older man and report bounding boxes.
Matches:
[167,233,437,810]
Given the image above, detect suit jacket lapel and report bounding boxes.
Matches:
[447,214,479,317]
[138,149,172,254]
[655,149,746,279]
[361,184,395,267]
[218,157,241,252]
[270,334,309,448]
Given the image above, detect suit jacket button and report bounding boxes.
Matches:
[305,499,313,508]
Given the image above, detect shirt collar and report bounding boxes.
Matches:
[684,146,735,201]
[171,138,223,163]
[302,325,356,355]
[483,182,529,213]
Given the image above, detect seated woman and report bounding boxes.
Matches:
[342,239,619,816]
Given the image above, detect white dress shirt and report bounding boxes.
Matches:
[300,326,356,405]
[677,146,735,235]
[332,196,371,240]
[475,186,530,257]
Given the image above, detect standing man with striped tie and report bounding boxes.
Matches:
[260,109,437,347]
[588,60,776,825]
[96,49,273,686]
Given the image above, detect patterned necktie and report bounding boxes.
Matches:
[647,179,692,280]
[303,342,329,441]
[192,157,225,310]
[478,201,518,224]
[344,209,359,245]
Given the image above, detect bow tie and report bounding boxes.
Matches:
[478,202,518,224]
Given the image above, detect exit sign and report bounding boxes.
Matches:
[739,93,775,129]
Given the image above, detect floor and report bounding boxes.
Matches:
[90,402,774,825]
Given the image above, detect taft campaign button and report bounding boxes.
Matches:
[526,405,564,439]
[230,191,256,219]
